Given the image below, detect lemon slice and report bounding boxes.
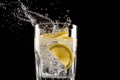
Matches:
[40,33,53,37]
[49,44,74,69]
[62,36,73,40]
[41,31,68,38]
[52,31,68,38]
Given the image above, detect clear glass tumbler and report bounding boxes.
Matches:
[34,22,77,80]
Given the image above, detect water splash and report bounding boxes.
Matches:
[0,1,72,34]
[0,1,53,26]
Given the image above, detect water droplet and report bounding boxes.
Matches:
[5,1,7,3]
[41,8,43,10]
[36,7,38,10]
[51,3,54,5]
[1,25,4,27]
[45,8,47,11]
[6,20,8,22]
[54,7,57,10]
[30,1,33,4]
[65,15,68,17]
[45,13,48,17]
[40,14,43,17]
[18,10,20,12]
[67,10,70,13]
[58,16,61,19]
[0,3,6,10]
[66,17,72,23]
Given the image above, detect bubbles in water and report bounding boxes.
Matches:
[39,37,67,77]
[55,20,59,24]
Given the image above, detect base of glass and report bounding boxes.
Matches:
[37,77,75,80]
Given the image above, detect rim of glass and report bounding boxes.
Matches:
[38,22,71,25]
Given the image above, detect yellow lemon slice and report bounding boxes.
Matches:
[49,44,74,69]
[40,33,53,37]
[52,31,68,38]
[62,36,73,40]
[41,31,68,38]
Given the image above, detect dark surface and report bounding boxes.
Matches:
[0,0,83,80]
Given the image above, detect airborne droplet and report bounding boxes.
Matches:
[51,3,54,6]
[58,16,61,19]
[45,8,47,11]
[67,10,70,13]
[45,13,48,17]
[54,7,57,10]
[66,17,72,23]
[41,8,43,10]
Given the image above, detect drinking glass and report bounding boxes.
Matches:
[34,22,77,80]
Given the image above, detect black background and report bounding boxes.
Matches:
[0,0,85,80]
